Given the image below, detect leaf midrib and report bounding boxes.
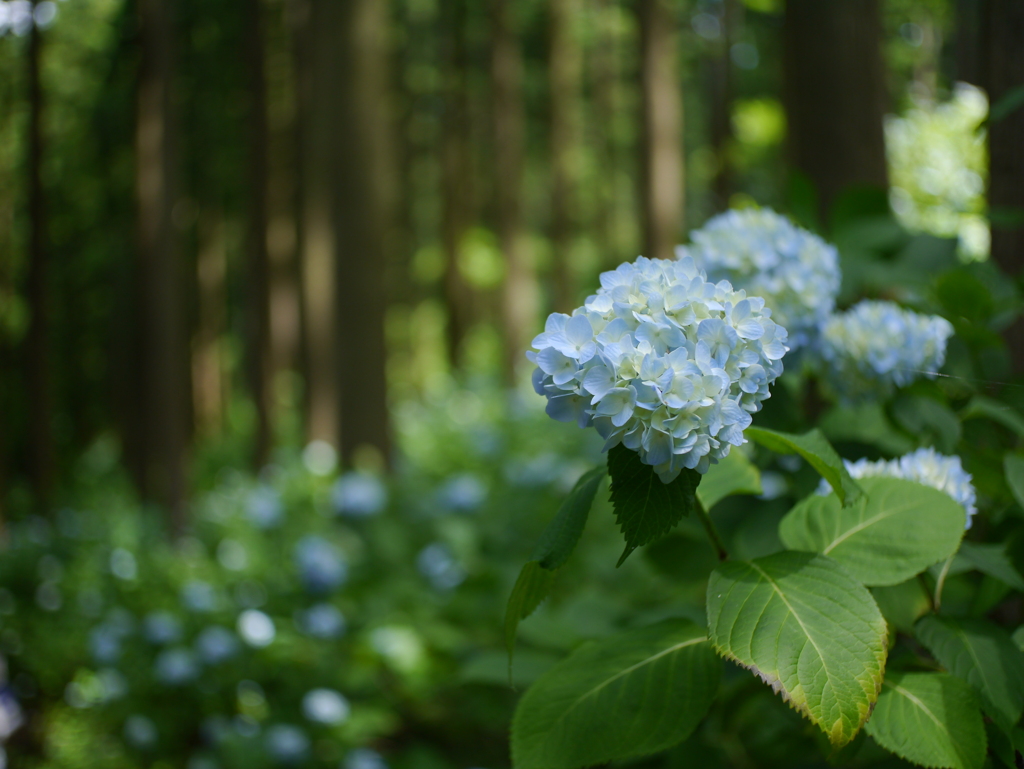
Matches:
[883,679,950,738]
[748,561,832,703]
[822,496,925,555]
[551,636,706,728]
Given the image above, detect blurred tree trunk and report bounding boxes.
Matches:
[441,0,474,371]
[549,0,582,311]
[708,0,737,212]
[134,0,189,530]
[266,1,302,390]
[296,0,339,449]
[981,0,1024,370]
[493,0,536,382]
[590,0,621,265]
[334,0,394,468]
[192,210,226,438]
[26,4,53,508]
[244,0,273,468]
[639,0,684,260]
[783,0,888,222]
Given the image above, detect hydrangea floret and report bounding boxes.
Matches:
[818,447,977,528]
[818,299,954,402]
[679,208,840,350]
[527,255,788,482]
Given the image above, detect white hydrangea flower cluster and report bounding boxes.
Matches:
[528,255,788,482]
[818,447,977,528]
[679,208,840,350]
[818,300,954,402]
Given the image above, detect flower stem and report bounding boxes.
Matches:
[695,496,728,561]
[933,555,955,613]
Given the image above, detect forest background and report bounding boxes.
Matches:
[2,0,1024,767]
[4,0,1022,518]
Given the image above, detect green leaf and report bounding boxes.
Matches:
[531,467,605,569]
[1004,453,1024,514]
[506,562,556,656]
[1014,626,1024,652]
[960,396,1024,440]
[871,578,932,634]
[745,426,863,506]
[865,672,986,769]
[778,477,966,586]
[697,449,762,511]
[511,619,720,769]
[607,444,701,566]
[915,615,1024,731]
[706,551,888,747]
[957,541,1024,592]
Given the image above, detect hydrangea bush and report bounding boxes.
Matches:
[508,209,1024,769]
[528,255,788,481]
[680,208,840,350]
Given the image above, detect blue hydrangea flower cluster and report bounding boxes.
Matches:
[818,447,977,528]
[818,300,954,402]
[680,208,840,350]
[528,255,788,482]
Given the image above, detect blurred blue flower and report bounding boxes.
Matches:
[301,688,350,725]
[143,611,183,645]
[416,543,466,590]
[109,548,138,581]
[237,610,275,648]
[89,625,123,665]
[332,472,387,517]
[264,724,310,764]
[154,648,199,685]
[682,208,840,351]
[345,748,389,769]
[247,485,284,529]
[124,714,158,748]
[504,454,562,488]
[818,300,954,402]
[437,473,487,512]
[294,603,346,640]
[0,690,23,740]
[195,626,240,665]
[181,581,221,613]
[294,536,347,594]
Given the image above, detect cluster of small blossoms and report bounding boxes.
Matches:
[528,255,788,482]
[818,300,954,402]
[679,208,840,350]
[818,447,977,528]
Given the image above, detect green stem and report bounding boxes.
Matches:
[695,496,728,561]
[933,555,955,613]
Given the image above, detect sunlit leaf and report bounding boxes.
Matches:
[778,477,965,586]
[706,551,887,747]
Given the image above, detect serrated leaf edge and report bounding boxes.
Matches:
[708,560,888,748]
